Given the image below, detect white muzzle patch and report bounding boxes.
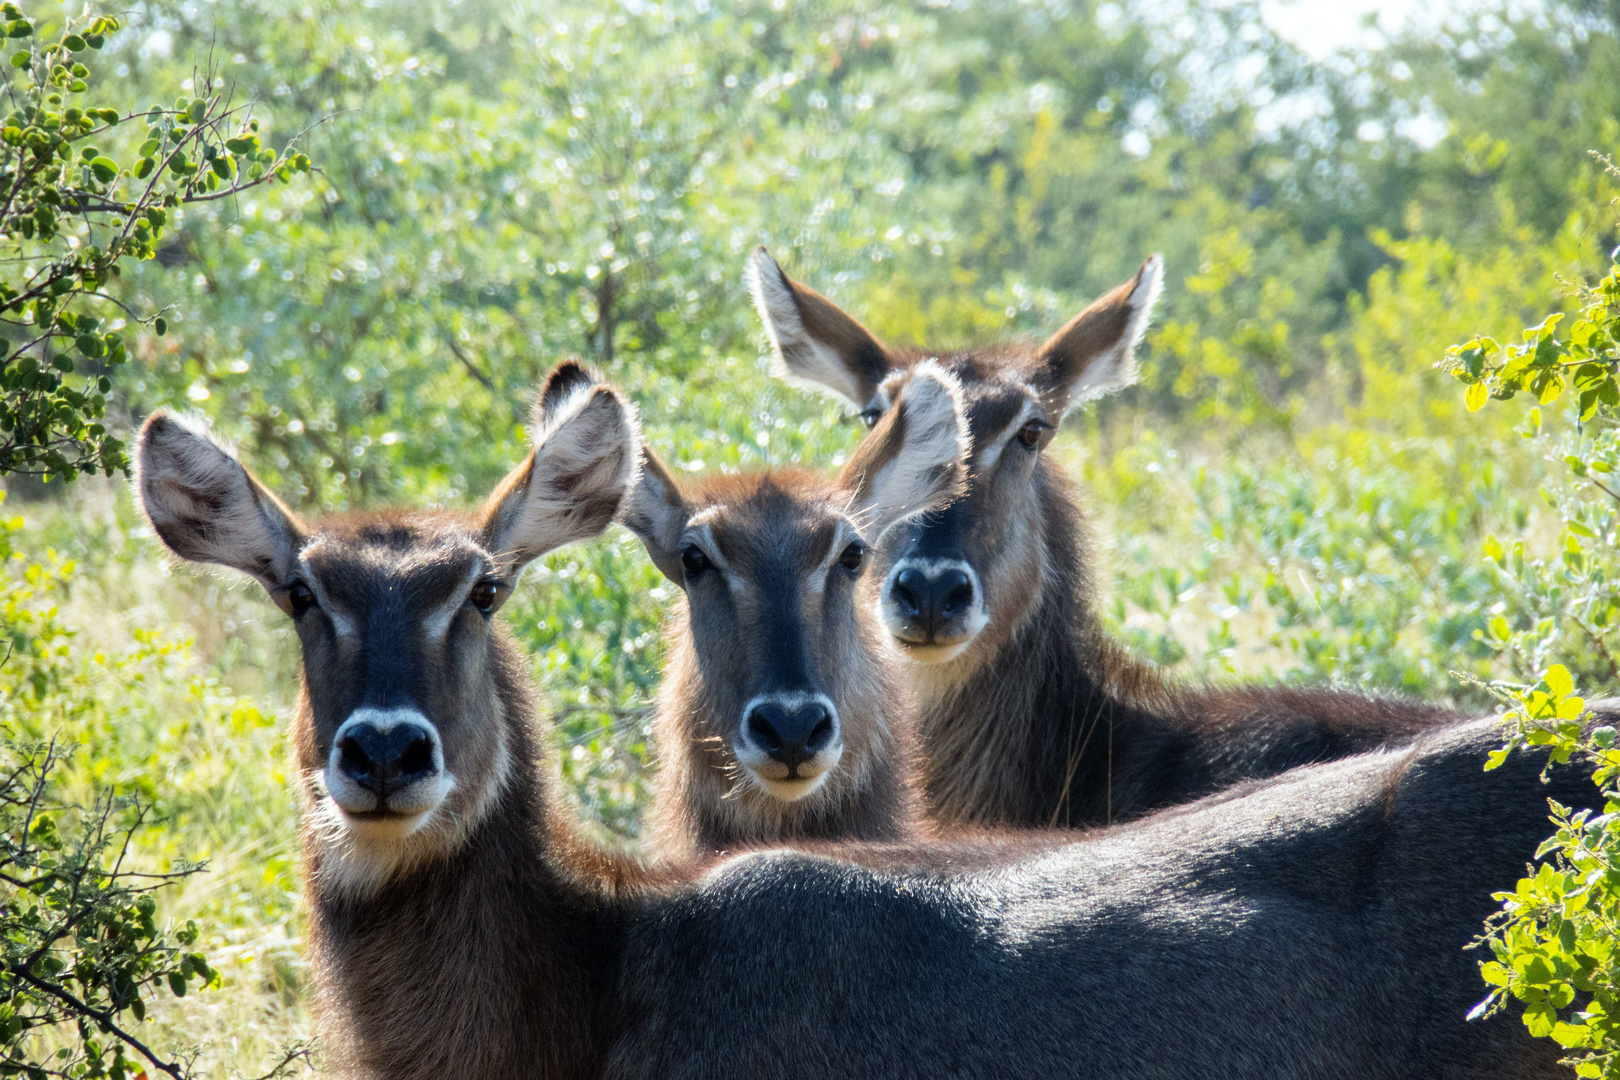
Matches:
[733,691,843,802]
[325,707,454,837]
[880,556,988,663]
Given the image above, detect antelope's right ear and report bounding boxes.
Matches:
[478,366,639,577]
[618,444,692,585]
[136,411,304,590]
[749,246,894,409]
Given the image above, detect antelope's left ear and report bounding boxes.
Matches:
[835,360,969,541]
[478,364,639,576]
[1029,254,1163,417]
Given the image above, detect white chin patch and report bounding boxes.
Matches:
[333,805,436,841]
[897,639,974,664]
[748,769,833,803]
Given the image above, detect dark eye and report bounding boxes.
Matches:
[1016,419,1052,450]
[287,581,315,619]
[469,580,501,615]
[837,542,865,572]
[859,408,882,429]
[681,545,711,579]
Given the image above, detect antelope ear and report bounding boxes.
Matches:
[618,444,692,585]
[136,410,304,590]
[536,358,596,424]
[749,246,893,408]
[1029,254,1163,417]
[479,365,638,576]
[835,360,969,541]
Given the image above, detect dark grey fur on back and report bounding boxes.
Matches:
[608,715,1581,1078]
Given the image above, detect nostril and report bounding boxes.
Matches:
[892,569,926,616]
[804,707,835,755]
[397,736,435,779]
[338,735,373,778]
[939,572,974,618]
[746,705,786,753]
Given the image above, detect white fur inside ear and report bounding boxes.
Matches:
[1069,253,1164,407]
[137,412,296,582]
[747,248,864,404]
[493,387,639,564]
[851,360,968,538]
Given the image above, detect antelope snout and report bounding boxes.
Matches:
[326,708,450,821]
[734,693,842,801]
[883,558,986,661]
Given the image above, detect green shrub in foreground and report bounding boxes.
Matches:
[1448,242,1620,1077]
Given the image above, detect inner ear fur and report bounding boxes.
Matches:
[1030,254,1164,417]
[618,445,691,585]
[748,246,893,407]
[135,410,304,590]
[478,366,639,576]
[836,360,969,540]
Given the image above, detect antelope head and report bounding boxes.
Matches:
[136,362,638,896]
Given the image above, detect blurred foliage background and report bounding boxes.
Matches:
[7,0,1620,1071]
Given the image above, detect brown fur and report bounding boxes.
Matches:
[623,368,968,855]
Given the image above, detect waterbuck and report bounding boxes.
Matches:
[751,247,1460,828]
[621,363,966,855]
[138,366,1579,1079]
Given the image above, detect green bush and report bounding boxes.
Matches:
[0,495,308,1077]
[0,3,310,483]
[1442,241,1620,1075]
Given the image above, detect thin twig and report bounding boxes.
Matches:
[7,964,188,1080]
[438,326,495,391]
[238,1043,313,1080]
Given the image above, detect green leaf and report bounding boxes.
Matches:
[61,34,85,51]
[131,156,153,179]
[88,156,116,182]
[1525,1001,1558,1037]
[1551,1021,1591,1048]
[153,316,167,336]
[1547,665,1576,700]
[1466,382,1488,412]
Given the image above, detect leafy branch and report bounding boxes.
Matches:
[0,3,316,482]
[0,737,216,1080]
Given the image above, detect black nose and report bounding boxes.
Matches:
[890,567,975,640]
[744,701,837,776]
[336,721,439,799]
